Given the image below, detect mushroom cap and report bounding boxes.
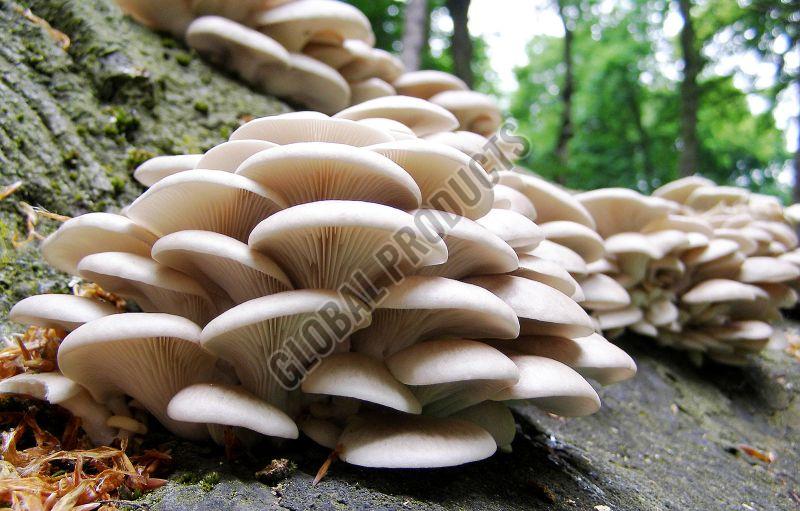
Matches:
[511,254,582,300]
[681,279,765,305]
[682,238,739,266]
[493,355,600,416]
[498,170,595,228]
[248,200,447,289]
[752,220,799,249]
[576,188,670,238]
[125,169,285,242]
[195,140,278,172]
[338,412,496,468]
[41,213,158,276]
[467,275,595,338]
[304,39,369,69]
[116,0,194,37]
[385,338,519,416]
[424,131,508,175]
[646,230,690,258]
[785,203,800,225]
[685,186,750,210]
[594,305,644,330]
[526,240,588,276]
[578,273,631,311]
[230,114,394,146]
[151,230,293,305]
[367,139,494,220]
[393,70,469,99]
[201,290,372,411]
[335,96,459,136]
[705,320,773,342]
[350,78,396,105]
[342,48,403,83]
[540,221,605,263]
[604,232,660,259]
[299,417,342,449]
[428,90,502,136]
[235,142,421,209]
[351,276,520,359]
[356,118,417,140]
[507,333,636,385]
[167,383,298,440]
[476,209,544,251]
[186,16,290,84]
[491,184,538,218]
[254,0,374,52]
[0,372,116,445]
[58,313,217,440]
[450,401,516,449]
[737,257,800,284]
[641,214,714,237]
[646,297,680,326]
[260,53,350,115]
[78,252,217,326]
[9,294,117,332]
[413,209,518,279]
[190,0,291,22]
[713,228,758,255]
[651,176,715,204]
[134,154,203,187]
[301,352,420,413]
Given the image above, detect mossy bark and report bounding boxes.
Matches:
[1,1,799,509]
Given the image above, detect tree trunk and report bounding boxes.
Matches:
[677,0,701,177]
[554,0,574,167]
[794,78,800,203]
[445,0,473,88]
[400,0,428,72]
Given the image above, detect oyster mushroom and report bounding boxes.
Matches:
[134,154,203,187]
[393,70,469,99]
[9,294,118,332]
[335,95,459,136]
[428,90,502,136]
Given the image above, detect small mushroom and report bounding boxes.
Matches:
[9,294,118,332]
[349,78,396,104]
[195,140,278,172]
[134,154,203,187]
[393,70,469,99]
[230,113,393,146]
[335,95,459,136]
[259,53,351,114]
[540,221,605,263]
[428,90,502,136]
[498,170,595,227]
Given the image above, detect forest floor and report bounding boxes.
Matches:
[1,1,798,509]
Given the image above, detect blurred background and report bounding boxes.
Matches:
[346,0,798,201]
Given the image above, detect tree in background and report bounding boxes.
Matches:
[400,0,428,70]
[677,0,702,177]
[445,0,473,87]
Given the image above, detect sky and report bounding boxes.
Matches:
[466,0,798,156]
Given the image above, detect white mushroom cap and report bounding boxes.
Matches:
[526,240,588,276]
[134,154,203,187]
[393,70,469,100]
[681,279,766,305]
[428,90,502,136]
[301,352,420,413]
[413,209,518,279]
[190,0,292,22]
[511,254,583,301]
[0,372,116,445]
[785,203,800,225]
[368,139,494,219]
[498,170,595,228]
[248,200,447,289]
[201,290,372,412]
[235,142,421,209]
[594,305,644,331]
[576,188,670,238]
[350,78,396,104]
[641,214,714,237]
[337,412,496,468]
[493,355,600,417]
[651,176,715,204]
[682,238,739,266]
[540,221,605,263]
[491,184,538,218]
[186,16,290,85]
[335,96,459,136]
[685,186,750,210]
[125,169,285,242]
[78,252,217,326]
[476,209,544,251]
[116,0,194,37]
[351,276,519,359]
[41,213,157,276]
[751,220,799,249]
[450,401,516,450]
[506,333,636,385]
[260,53,350,115]
[299,417,342,449]
[58,313,217,440]
[737,257,800,284]
[230,114,393,146]
[713,228,758,255]
[355,118,417,140]
[254,0,374,52]
[9,294,117,332]
[167,383,298,441]
[467,275,595,338]
[304,39,370,69]
[578,273,631,311]
[195,140,277,172]
[424,131,510,175]
[385,338,519,416]
[646,298,680,326]
[341,48,403,83]
[151,230,292,305]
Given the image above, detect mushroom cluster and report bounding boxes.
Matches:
[496,172,800,366]
[4,109,637,469]
[113,0,503,126]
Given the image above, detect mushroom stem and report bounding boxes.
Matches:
[313,448,340,486]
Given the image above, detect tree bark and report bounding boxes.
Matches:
[677,0,701,177]
[794,78,800,203]
[554,0,574,167]
[400,0,428,72]
[445,0,473,88]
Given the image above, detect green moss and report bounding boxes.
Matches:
[125,147,155,170]
[193,101,209,114]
